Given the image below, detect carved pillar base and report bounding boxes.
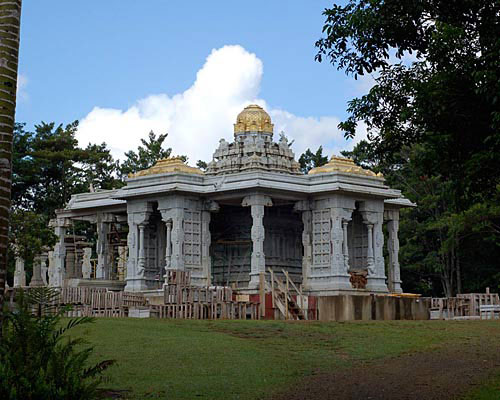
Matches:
[30,256,45,287]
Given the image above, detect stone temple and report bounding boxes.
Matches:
[49,104,413,295]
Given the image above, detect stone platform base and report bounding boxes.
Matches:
[317,294,430,321]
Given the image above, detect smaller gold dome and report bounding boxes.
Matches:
[308,155,383,178]
[234,104,274,135]
[129,156,204,178]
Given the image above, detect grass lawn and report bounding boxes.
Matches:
[72,318,500,399]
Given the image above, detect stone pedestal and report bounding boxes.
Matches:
[30,255,45,287]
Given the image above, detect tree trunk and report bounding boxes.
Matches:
[0,0,22,337]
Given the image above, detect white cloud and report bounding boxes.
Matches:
[77,45,359,164]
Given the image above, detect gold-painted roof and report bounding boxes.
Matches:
[234,104,274,135]
[129,157,203,178]
[308,155,383,178]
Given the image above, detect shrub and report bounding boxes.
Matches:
[0,288,114,400]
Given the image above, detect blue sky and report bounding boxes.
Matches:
[17,0,369,162]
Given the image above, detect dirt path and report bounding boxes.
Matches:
[270,343,500,400]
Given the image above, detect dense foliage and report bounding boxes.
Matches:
[0,288,114,399]
[298,146,329,173]
[318,0,500,295]
[9,124,178,284]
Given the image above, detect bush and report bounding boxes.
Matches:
[0,288,114,400]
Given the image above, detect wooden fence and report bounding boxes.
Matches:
[156,270,260,320]
[6,287,146,318]
[430,292,500,319]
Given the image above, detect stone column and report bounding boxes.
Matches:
[365,222,375,275]
[329,207,352,290]
[170,208,185,270]
[342,219,349,271]
[363,209,388,292]
[30,255,45,287]
[386,210,402,293]
[242,194,272,289]
[49,218,69,287]
[117,246,128,281]
[200,210,211,285]
[124,203,152,292]
[96,215,111,279]
[13,256,26,287]
[40,253,48,285]
[82,247,92,279]
[294,201,312,289]
[163,219,172,279]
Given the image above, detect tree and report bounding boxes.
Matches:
[316,1,500,295]
[196,160,208,171]
[0,0,22,336]
[119,130,172,178]
[298,146,328,174]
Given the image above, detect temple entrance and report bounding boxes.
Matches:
[210,205,252,287]
[264,204,303,284]
[209,203,303,288]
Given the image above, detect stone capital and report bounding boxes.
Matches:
[241,194,273,207]
[203,199,220,212]
[384,209,400,222]
[293,200,312,212]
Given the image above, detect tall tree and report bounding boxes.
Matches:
[119,130,173,178]
[316,1,500,295]
[298,146,328,174]
[0,0,22,336]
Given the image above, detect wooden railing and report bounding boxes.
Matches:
[267,268,307,320]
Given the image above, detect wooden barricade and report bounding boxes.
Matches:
[159,269,259,320]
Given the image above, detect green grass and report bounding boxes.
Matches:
[71,319,500,399]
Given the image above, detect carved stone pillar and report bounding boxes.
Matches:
[242,194,272,289]
[82,247,92,279]
[13,256,26,287]
[30,255,45,287]
[124,203,152,292]
[163,219,172,279]
[49,218,70,287]
[385,209,402,293]
[40,253,48,285]
[330,207,352,290]
[117,246,128,281]
[170,208,185,270]
[200,209,212,286]
[96,214,112,279]
[294,200,313,290]
[365,222,375,274]
[342,219,349,270]
[362,209,388,292]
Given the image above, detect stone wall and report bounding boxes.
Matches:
[317,295,430,321]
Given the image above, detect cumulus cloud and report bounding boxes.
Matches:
[77,45,361,164]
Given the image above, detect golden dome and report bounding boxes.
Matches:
[234,104,274,135]
[129,156,204,178]
[308,155,384,178]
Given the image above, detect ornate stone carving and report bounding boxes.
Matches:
[206,105,301,176]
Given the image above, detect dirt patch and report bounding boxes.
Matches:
[270,342,500,400]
